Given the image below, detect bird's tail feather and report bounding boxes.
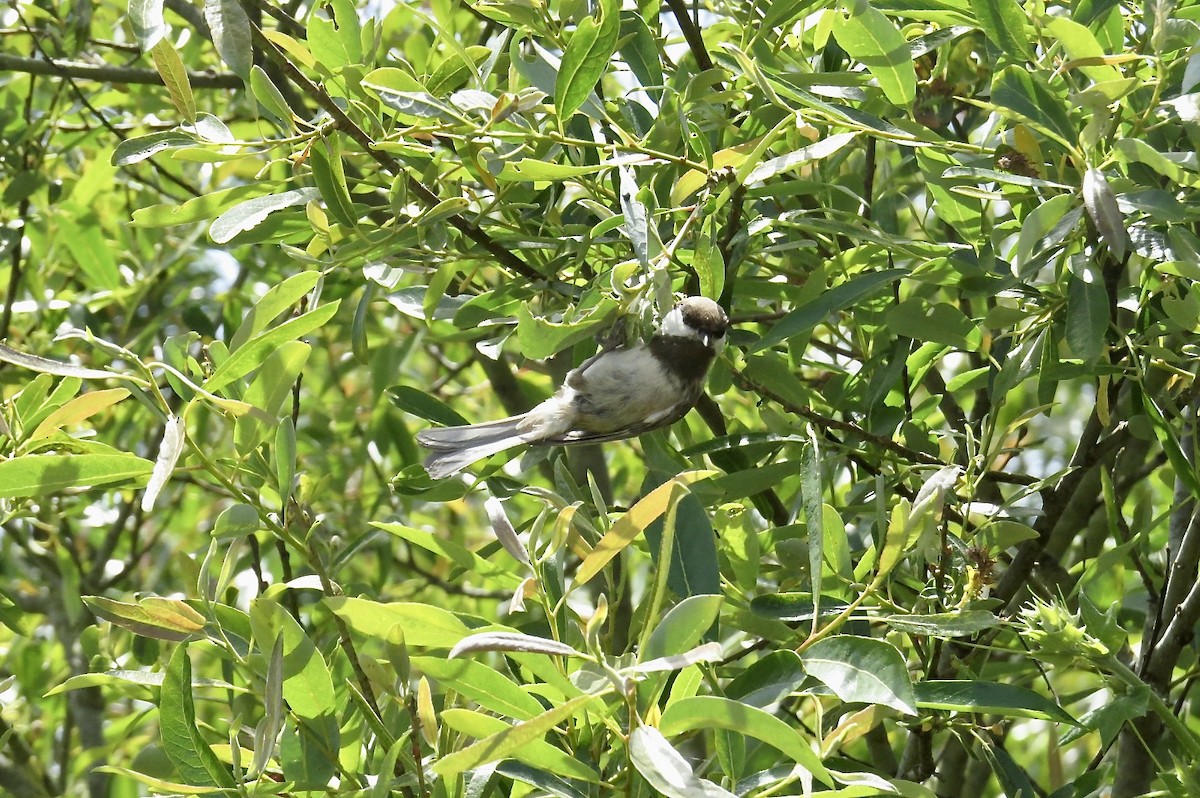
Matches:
[417,416,534,478]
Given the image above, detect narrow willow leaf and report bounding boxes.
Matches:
[915,680,1078,724]
[968,0,1031,60]
[485,497,532,568]
[991,67,1075,147]
[84,595,205,641]
[129,0,167,50]
[434,693,599,777]
[449,632,584,659]
[274,417,296,504]
[151,39,196,122]
[879,610,999,637]
[1066,259,1109,363]
[630,642,724,673]
[440,708,600,782]
[327,597,471,648]
[659,696,829,784]
[629,725,738,798]
[643,595,723,661]
[160,647,236,788]
[801,437,824,624]
[203,0,252,79]
[310,139,358,228]
[205,300,340,392]
[411,656,544,720]
[209,188,320,244]
[111,132,194,166]
[619,164,649,267]
[249,635,285,778]
[28,387,129,440]
[1083,167,1128,260]
[249,65,294,126]
[745,132,857,183]
[801,635,917,715]
[142,414,186,511]
[573,471,713,588]
[229,270,322,352]
[0,453,153,498]
[831,2,916,106]
[555,1,620,119]
[749,269,905,353]
[249,599,338,722]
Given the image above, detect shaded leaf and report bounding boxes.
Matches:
[0,453,153,498]
[629,725,737,798]
[209,188,320,244]
[203,0,252,79]
[915,680,1078,724]
[801,635,917,715]
[160,645,235,787]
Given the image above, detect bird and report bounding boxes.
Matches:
[416,296,730,479]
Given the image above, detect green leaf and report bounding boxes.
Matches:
[160,645,235,787]
[440,709,600,782]
[744,132,857,183]
[991,67,1075,148]
[203,0,252,79]
[249,65,294,126]
[1065,259,1109,363]
[644,489,721,597]
[1082,167,1127,260]
[229,271,322,351]
[618,11,663,98]
[412,657,545,720]
[878,610,1000,637]
[111,132,194,166]
[555,3,620,120]
[968,0,1031,60]
[574,471,712,588]
[515,296,617,361]
[387,386,469,427]
[884,298,980,350]
[831,1,916,106]
[749,269,905,353]
[434,693,600,777]
[749,593,851,623]
[326,597,471,648]
[206,300,340,393]
[915,680,1078,724]
[800,439,824,622]
[801,635,917,714]
[249,598,337,722]
[1043,16,1122,84]
[0,453,154,498]
[629,725,737,798]
[209,188,321,244]
[132,184,277,227]
[128,0,167,50]
[28,387,129,441]
[643,595,723,661]
[725,650,807,708]
[84,595,205,642]
[310,139,358,228]
[151,39,196,122]
[659,696,831,783]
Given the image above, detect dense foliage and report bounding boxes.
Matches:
[3,0,1200,795]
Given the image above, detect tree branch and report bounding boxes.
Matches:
[0,52,241,88]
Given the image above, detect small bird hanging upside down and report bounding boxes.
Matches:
[416,296,730,479]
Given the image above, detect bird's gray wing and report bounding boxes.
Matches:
[536,396,698,446]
